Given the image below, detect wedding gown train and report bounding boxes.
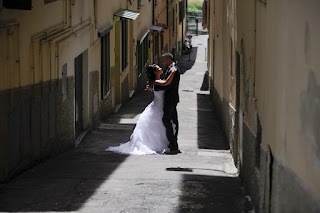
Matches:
[106,90,170,155]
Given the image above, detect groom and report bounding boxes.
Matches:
[160,53,181,154]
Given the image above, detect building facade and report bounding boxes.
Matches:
[153,0,187,63]
[0,0,186,182]
[206,0,320,212]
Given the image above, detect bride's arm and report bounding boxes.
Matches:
[154,68,177,86]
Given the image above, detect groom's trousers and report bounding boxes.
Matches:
[163,103,179,150]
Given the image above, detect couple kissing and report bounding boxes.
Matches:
[106,53,181,155]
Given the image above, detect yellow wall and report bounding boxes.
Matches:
[0,0,186,181]
[0,0,68,89]
[154,0,186,59]
[236,0,256,132]
[255,0,320,201]
[207,0,320,209]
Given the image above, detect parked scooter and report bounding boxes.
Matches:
[183,34,193,54]
[186,33,193,48]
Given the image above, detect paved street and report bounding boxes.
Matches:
[0,35,253,213]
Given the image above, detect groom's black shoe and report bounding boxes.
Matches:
[165,149,181,155]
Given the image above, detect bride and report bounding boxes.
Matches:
[106,64,177,155]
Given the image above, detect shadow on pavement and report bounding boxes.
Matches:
[197,93,230,150]
[200,71,210,91]
[0,128,131,211]
[177,174,254,213]
[166,167,232,174]
[105,90,154,124]
[178,47,198,74]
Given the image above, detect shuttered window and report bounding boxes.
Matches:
[101,32,111,99]
[179,0,186,23]
[161,33,164,53]
[62,63,68,100]
[137,37,149,78]
[172,8,175,36]
[122,19,128,71]
[3,0,32,10]
[154,32,159,63]
[138,0,142,9]
[166,0,169,26]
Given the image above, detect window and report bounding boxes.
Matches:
[138,0,142,9]
[62,63,68,100]
[166,0,169,26]
[154,32,159,63]
[3,0,32,10]
[137,36,149,78]
[172,8,175,36]
[179,0,185,23]
[101,32,111,99]
[161,33,164,53]
[121,19,128,71]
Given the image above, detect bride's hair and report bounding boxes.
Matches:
[146,64,157,83]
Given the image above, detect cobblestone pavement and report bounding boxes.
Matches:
[0,35,254,213]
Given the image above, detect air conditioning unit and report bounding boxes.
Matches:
[3,0,32,10]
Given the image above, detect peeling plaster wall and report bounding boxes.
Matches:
[208,0,320,211]
[255,0,320,206]
[236,0,260,210]
[236,0,257,131]
[0,0,96,181]
[0,0,186,182]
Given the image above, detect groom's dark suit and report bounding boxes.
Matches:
[155,63,180,151]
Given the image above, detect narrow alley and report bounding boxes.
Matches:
[0,35,253,212]
[1,0,320,212]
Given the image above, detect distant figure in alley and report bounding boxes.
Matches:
[106,53,181,155]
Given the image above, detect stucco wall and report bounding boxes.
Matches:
[0,0,96,181]
[0,0,186,182]
[207,0,320,211]
[255,0,320,207]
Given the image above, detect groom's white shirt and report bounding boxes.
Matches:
[166,62,176,76]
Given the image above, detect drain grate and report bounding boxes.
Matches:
[182,89,194,92]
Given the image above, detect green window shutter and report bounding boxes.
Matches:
[101,32,111,99]
[122,19,128,71]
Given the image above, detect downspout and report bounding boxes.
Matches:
[253,0,257,101]
[166,0,169,26]
[152,0,155,63]
[182,1,184,38]
[152,0,155,25]
[29,0,71,88]
[94,0,97,28]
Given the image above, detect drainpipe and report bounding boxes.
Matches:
[166,0,169,26]
[253,0,257,101]
[152,0,155,25]
[152,0,155,63]
[94,0,97,28]
[182,1,184,39]
[52,20,92,82]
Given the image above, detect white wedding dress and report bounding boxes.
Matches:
[106,90,170,155]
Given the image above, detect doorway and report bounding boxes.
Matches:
[74,53,83,138]
[114,21,122,110]
[236,51,243,168]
